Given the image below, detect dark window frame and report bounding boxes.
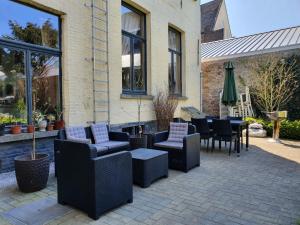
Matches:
[121,2,147,95]
[168,27,182,96]
[0,1,62,124]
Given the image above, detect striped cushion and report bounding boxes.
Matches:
[65,126,86,139]
[67,137,91,144]
[167,122,188,143]
[91,123,109,144]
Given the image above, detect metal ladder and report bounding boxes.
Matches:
[90,0,110,124]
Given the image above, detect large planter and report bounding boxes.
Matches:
[14,153,50,193]
[265,111,287,142]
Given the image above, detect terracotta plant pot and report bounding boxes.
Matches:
[54,120,65,130]
[47,124,54,131]
[27,125,35,133]
[11,125,21,134]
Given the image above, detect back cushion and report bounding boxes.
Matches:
[65,126,86,139]
[91,123,109,144]
[167,122,188,143]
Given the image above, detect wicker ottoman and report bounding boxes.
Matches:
[131,148,168,188]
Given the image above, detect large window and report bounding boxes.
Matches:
[0,0,61,124]
[121,3,146,94]
[168,28,182,95]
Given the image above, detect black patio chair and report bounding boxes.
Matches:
[191,118,213,151]
[226,116,244,148]
[152,123,200,172]
[55,140,133,220]
[212,119,238,155]
[206,116,219,120]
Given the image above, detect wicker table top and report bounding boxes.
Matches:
[130,148,167,161]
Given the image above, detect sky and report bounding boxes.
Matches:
[201,0,300,37]
[0,0,59,37]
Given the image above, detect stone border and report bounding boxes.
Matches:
[0,130,58,144]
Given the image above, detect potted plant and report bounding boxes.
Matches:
[54,106,64,130]
[27,123,35,133]
[33,111,47,131]
[14,93,50,193]
[11,120,22,134]
[46,114,55,131]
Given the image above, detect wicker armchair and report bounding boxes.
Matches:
[152,123,200,172]
[55,140,133,220]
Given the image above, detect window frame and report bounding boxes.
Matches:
[168,27,182,96]
[0,1,62,124]
[121,2,147,95]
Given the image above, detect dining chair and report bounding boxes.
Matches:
[212,119,238,155]
[191,118,213,151]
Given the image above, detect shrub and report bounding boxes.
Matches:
[245,117,300,140]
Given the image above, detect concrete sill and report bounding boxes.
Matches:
[120,94,154,100]
[172,96,188,100]
[0,130,58,144]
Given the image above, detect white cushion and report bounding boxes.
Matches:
[66,126,86,139]
[167,122,188,143]
[91,123,109,144]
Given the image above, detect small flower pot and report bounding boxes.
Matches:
[11,125,21,134]
[38,120,47,131]
[54,120,65,130]
[27,125,35,133]
[0,124,5,136]
[47,124,54,131]
[14,153,50,193]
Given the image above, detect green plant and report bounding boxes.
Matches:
[47,114,55,124]
[245,117,300,140]
[54,105,63,120]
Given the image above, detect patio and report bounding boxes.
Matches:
[0,138,299,225]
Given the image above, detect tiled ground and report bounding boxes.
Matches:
[0,139,300,225]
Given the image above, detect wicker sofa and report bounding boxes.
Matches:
[55,140,132,219]
[152,123,200,172]
[54,125,130,174]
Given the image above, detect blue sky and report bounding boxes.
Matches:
[201,0,300,37]
[0,0,58,37]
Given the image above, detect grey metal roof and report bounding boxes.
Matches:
[201,26,300,62]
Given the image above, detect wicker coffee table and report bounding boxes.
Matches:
[131,148,168,188]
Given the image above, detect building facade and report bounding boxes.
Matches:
[0,0,201,128]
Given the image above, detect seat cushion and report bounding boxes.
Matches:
[68,137,91,144]
[65,126,86,139]
[91,123,109,144]
[154,141,183,150]
[167,122,188,143]
[94,141,129,150]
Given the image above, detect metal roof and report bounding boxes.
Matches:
[201,26,300,62]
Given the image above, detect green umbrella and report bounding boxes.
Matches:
[222,61,238,106]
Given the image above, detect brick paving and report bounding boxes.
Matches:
[0,139,300,225]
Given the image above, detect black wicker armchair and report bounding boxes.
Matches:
[152,123,200,172]
[55,140,133,220]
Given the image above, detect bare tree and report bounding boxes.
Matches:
[153,87,178,131]
[250,57,298,113]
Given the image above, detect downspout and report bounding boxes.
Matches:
[91,0,96,123]
[106,0,110,125]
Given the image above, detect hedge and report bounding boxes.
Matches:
[245,117,300,140]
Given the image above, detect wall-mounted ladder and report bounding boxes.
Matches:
[91,0,110,124]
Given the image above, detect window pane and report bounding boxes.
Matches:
[0,1,60,49]
[133,39,145,91]
[168,29,181,52]
[0,47,27,123]
[31,53,60,116]
[174,54,182,94]
[121,5,144,37]
[122,35,131,91]
[168,52,173,93]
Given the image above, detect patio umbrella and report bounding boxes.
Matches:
[222,61,238,106]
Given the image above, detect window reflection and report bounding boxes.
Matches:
[0,47,27,123]
[32,53,60,115]
[0,0,59,48]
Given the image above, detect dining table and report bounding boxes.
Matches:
[207,119,249,156]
